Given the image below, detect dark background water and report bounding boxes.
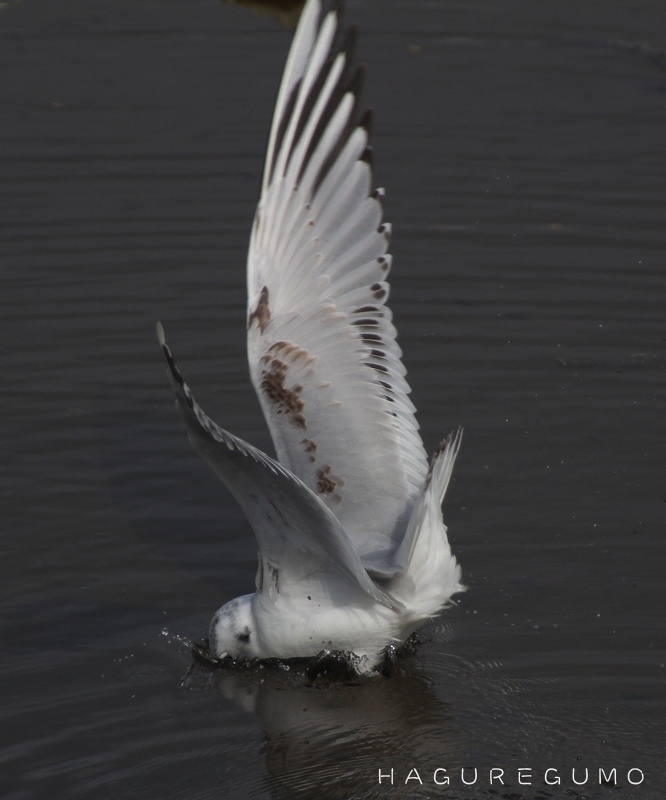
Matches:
[2,0,665,798]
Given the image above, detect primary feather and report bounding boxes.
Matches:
[247,0,428,573]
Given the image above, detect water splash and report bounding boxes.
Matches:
[160,627,194,652]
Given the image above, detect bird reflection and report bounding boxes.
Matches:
[184,653,461,799]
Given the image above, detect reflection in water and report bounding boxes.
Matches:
[184,657,460,799]
[223,0,305,28]
[179,624,644,800]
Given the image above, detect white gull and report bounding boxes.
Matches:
[157,0,463,675]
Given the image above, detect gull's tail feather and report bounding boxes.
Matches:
[428,427,463,508]
[390,429,464,621]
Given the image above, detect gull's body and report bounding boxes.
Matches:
[158,0,463,674]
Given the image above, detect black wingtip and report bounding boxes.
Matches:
[157,320,177,372]
[155,321,191,406]
[346,62,366,97]
[341,22,358,59]
[359,106,374,136]
[156,320,175,372]
[328,0,344,18]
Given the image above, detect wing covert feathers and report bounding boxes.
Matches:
[247,0,429,567]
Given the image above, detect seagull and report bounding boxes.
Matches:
[157,0,463,675]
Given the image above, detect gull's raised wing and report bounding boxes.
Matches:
[158,324,398,610]
[246,0,429,574]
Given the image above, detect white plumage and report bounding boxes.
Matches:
[158,0,463,674]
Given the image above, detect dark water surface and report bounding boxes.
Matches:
[2,0,665,798]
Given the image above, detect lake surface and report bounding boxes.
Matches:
[2,0,665,797]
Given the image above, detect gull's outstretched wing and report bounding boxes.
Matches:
[157,324,398,610]
[247,0,429,573]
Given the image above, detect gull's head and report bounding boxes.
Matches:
[209,594,258,661]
